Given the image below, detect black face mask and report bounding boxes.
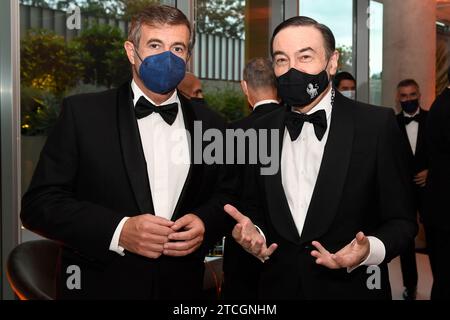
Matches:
[190,97,208,108]
[277,67,330,108]
[400,99,419,114]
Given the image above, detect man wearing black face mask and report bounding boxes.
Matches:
[178,72,207,107]
[225,16,417,300]
[395,79,429,300]
[21,5,236,300]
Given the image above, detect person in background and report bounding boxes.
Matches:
[222,57,280,300]
[178,72,204,100]
[424,67,450,300]
[395,78,429,300]
[334,71,356,100]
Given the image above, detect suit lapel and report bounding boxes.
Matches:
[261,107,301,244]
[171,94,202,220]
[117,81,154,214]
[398,114,408,135]
[299,94,354,244]
[415,110,427,159]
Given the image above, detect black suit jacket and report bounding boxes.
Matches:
[21,81,235,300]
[222,102,280,299]
[425,88,450,230]
[396,110,429,174]
[243,92,417,300]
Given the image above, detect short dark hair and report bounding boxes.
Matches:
[447,66,450,83]
[128,5,194,53]
[397,79,420,90]
[243,58,277,91]
[270,16,336,59]
[334,71,356,88]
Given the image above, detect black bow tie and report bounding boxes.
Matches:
[135,96,178,125]
[404,114,420,125]
[285,109,328,141]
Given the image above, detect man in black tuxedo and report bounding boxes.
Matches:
[225,16,417,300]
[395,79,429,300]
[21,5,234,300]
[222,57,279,299]
[424,67,450,300]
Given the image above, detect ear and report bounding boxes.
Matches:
[241,80,249,97]
[328,50,340,77]
[124,41,136,65]
[395,90,401,106]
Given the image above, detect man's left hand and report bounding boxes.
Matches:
[310,232,370,269]
[163,214,205,257]
[414,169,428,187]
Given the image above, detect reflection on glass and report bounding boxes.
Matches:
[299,0,353,73]
[19,0,160,242]
[369,0,383,106]
[193,0,247,122]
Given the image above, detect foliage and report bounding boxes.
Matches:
[21,29,86,95]
[73,24,130,88]
[120,0,161,20]
[21,88,61,136]
[337,45,353,73]
[196,0,245,39]
[204,87,248,122]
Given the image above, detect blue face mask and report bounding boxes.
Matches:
[135,50,186,94]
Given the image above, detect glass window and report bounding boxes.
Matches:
[299,0,354,73]
[369,0,383,106]
[193,0,247,122]
[19,0,161,242]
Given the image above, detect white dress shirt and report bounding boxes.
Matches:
[109,80,190,256]
[404,109,420,155]
[280,88,385,270]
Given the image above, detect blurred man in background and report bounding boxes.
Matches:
[334,71,356,100]
[396,79,429,300]
[222,57,279,300]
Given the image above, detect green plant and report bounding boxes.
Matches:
[204,87,248,122]
[73,24,130,88]
[21,29,86,95]
[337,45,353,72]
[21,89,61,136]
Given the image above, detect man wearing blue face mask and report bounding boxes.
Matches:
[395,79,429,300]
[225,16,417,300]
[21,5,236,300]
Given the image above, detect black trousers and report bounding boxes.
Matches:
[400,238,418,289]
[425,226,450,300]
[399,186,426,290]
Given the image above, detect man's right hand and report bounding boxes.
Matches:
[119,214,175,259]
[224,204,278,262]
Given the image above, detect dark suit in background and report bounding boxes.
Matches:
[222,102,279,300]
[396,109,428,295]
[243,92,417,300]
[21,81,234,299]
[424,87,450,300]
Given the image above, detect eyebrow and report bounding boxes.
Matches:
[297,47,316,54]
[272,47,316,57]
[146,38,187,49]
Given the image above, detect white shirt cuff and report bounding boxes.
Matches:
[347,236,386,273]
[109,217,130,256]
[254,225,266,242]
